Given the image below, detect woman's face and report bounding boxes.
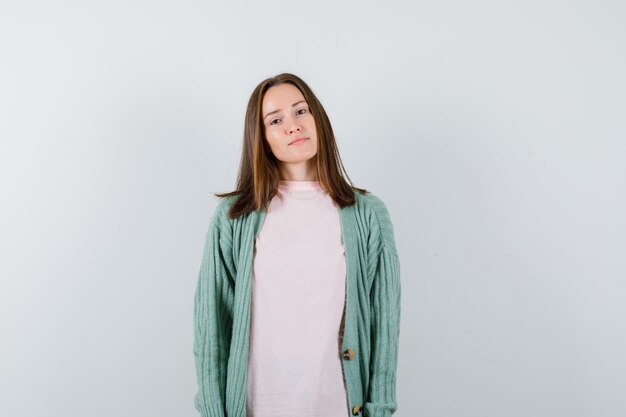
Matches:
[261,83,318,164]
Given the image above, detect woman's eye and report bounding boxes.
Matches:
[269,109,306,125]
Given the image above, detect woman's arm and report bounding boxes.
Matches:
[366,196,402,417]
[193,203,235,417]
[366,247,401,417]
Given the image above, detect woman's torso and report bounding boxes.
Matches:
[246,180,349,417]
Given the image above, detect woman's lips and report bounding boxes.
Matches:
[289,138,308,145]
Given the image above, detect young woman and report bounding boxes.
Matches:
[193,73,401,417]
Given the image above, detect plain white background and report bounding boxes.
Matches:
[1,1,625,416]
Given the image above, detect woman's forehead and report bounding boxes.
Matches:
[264,84,304,105]
[262,84,307,116]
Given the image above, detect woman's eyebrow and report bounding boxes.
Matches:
[263,100,307,120]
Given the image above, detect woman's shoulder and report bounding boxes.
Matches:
[214,194,238,215]
[207,194,238,229]
[353,189,398,254]
[354,189,393,222]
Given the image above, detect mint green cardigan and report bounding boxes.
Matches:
[193,190,401,417]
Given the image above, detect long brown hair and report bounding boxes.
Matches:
[215,73,368,219]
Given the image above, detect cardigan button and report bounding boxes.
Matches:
[351,404,362,415]
[342,348,355,360]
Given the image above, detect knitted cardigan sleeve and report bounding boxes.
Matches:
[365,195,402,417]
[193,199,235,417]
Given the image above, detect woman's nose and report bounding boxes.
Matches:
[285,117,301,133]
